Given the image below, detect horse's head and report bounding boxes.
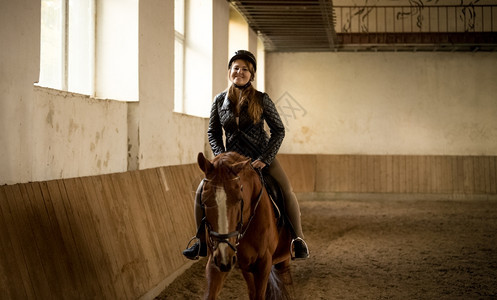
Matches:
[198,152,252,272]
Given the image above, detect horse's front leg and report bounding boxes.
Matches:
[204,256,229,300]
[241,269,256,299]
[251,254,273,300]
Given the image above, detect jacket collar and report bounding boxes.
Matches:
[221,92,231,111]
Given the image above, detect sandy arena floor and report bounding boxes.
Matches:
[155,197,497,299]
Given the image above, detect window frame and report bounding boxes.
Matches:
[39,0,139,102]
[39,0,96,96]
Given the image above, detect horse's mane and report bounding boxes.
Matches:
[210,152,252,180]
[212,152,248,168]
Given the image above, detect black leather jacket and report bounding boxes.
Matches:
[207,90,285,166]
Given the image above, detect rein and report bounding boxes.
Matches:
[237,168,264,241]
[237,182,263,241]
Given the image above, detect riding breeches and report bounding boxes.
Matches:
[267,158,305,238]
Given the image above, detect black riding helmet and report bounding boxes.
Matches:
[228,50,257,72]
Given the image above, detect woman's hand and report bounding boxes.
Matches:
[251,160,266,169]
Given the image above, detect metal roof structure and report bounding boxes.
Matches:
[228,1,497,52]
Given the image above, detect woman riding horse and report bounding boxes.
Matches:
[183,50,309,261]
[197,151,294,299]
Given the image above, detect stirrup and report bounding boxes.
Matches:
[184,236,201,260]
[291,237,309,260]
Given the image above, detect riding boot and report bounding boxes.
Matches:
[182,223,207,260]
[284,191,310,260]
[268,159,309,260]
[182,180,208,260]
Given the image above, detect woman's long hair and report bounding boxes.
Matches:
[227,60,262,123]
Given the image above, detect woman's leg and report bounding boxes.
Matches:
[194,180,204,234]
[183,180,206,259]
[268,158,304,238]
[268,158,308,259]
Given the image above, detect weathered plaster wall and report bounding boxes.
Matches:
[266,52,497,156]
[0,0,215,185]
[1,0,41,185]
[32,87,128,180]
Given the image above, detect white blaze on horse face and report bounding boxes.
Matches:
[215,187,230,263]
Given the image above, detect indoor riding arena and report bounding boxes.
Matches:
[1,1,497,300]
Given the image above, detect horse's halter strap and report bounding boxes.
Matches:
[203,176,243,253]
[203,168,264,253]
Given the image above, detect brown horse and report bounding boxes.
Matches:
[197,152,293,300]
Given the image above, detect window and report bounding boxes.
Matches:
[39,0,94,95]
[39,0,63,90]
[174,0,185,113]
[39,0,138,101]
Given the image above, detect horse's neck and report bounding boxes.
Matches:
[244,172,267,215]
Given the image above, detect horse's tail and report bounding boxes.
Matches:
[265,263,293,300]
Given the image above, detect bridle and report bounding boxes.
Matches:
[202,168,264,254]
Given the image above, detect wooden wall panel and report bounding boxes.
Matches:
[62,177,113,299]
[25,181,72,299]
[135,169,170,284]
[277,154,316,193]
[490,157,497,194]
[0,186,31,299]
[2,184,45,299]
[287,155,497,195]
[0,164,202,300]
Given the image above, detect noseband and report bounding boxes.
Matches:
[203,170,264,254]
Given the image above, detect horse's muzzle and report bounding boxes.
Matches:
[213,249,237,272]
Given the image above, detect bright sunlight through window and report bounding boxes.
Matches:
[39,0,94,95]
[39,0,138,101]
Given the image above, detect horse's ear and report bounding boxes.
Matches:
[198,152,213,174]
[231,159,250,175]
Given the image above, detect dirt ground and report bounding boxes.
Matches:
[156,197,497,299]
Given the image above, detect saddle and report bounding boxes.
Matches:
[260,170,286,227]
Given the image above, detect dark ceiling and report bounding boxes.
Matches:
[228,0,497,52]
[230,0,337,51]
